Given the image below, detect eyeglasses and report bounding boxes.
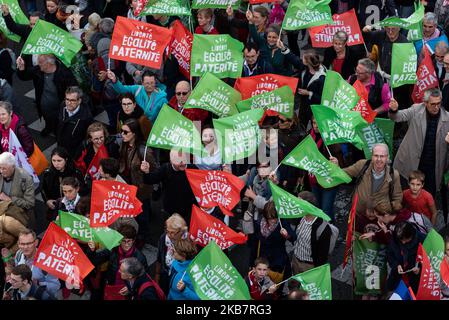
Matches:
[19,241,36,247]
[121,239,134,244]
[176,92,189,96]
[121,130,131,135]
[91,136,104,142]
[121,102,134,106]
[65,98,79,103]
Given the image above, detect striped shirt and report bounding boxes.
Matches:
[294,217,317,263]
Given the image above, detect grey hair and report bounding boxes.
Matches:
[333,30,348,43]
[423,12,437,25]
[0,101,13,115]
[65,86,83,100]
[0,152,16,167]
[99,18,115,34]
[423,88,442,102]
[372,143,389,156]
[39,54,56,65]
[435,41,449,53]
[121,257,144,278]
[358,58,375,74]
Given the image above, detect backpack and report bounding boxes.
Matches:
[0,48,17,71]
[316,220,339,255]
[405,212,433,235]
[137,274,166,300]
[352,159,395,199]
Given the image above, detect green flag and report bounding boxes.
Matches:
[353,234,388,295]
[291,263,332,300]
[423,229,445,283]
[236,86,294,119]
[391,43,417,88]
[269,181,330,221]
[311,105,368,150]
[282,0,333,31]
[184,72,240,117]
[0,0,29,42]
[407,22,423,41]
[139,0,191,16]
[191,34,244,79]
[21,19,83,67]
[192,0,240,9]
[378,3,424,29]
[359,118,394,159]
[321,71,359,111]
[146,104,203,156]
[58,211,123,250]
[282,135,352,188]
[187,240,251,300]
[213,109,264,163]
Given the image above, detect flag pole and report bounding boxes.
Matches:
[278,217,283,229]
[180,270,187,282]
[143,145,148,162]
[363,42,369,56]
[272,162,282,174]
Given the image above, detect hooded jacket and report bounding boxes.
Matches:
[167,259,199,300]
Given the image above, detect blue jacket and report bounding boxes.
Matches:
[167,259,199,300]
[112,80,167,123]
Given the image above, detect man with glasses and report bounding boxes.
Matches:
[441,53,449,110]
[167,80,208,125]
[432,41,448,89]
[56,86,93,158]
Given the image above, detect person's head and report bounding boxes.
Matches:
[244,42,260,67]
[119,257,144,281]
[169,149,189,171]
[262,201,278,222]
[18,229,38,258]
[131,0,140,10]
[332,31,348,54]
[408,170,425,196]
[371,143,389,173]
[121,118,142,145]
[257,161,272,179]
[46,0,59,14]
[141,70,157,94]
[365,200,376,220]
[50,146,70,172]
[75,196,90,217]
[434,41,449,64]
[87,12,101,31]
[65,86,83,112]
[87,122,108,150]
[298,191,318,219]
[61,176,80,201]
[302,50,321,71]
[29,11,41,28]
[311,115,319,133]
[0,151,16,179]
[165,213,188,241]
[120,93,137,115]
[99,158,120,180]
[394,221,416,244]
[253,257,270,280]
[9,264,33,290]
[423,12,438,38]
[173,237,197,262]
[37,54,57,73]
[118,224,137,252]
[356,58,375,82]
[444,52,449,72]
[197,8,213,27]
[266,24,280,47]
[288,289,309,300]
[374,206,396,225]
[98,17,115,34]
[175,81,191,106]
[0,101,13,126]
[253,6,269,28]
[423,88,442,116]
[201,125,216,146]
[384,26,400,41]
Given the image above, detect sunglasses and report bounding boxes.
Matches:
[176,92,189,96]
[121,130,131,135]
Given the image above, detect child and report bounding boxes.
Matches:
[195,9,219,35]
[246,257,277,300]
[402,170,437,226]
[54,177,81,217]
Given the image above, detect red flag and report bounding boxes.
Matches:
[109,16,173,69]
[440,257,449,287]
[87,144,109,180]
[185,169,245,216]
[169,20,192,79]
[412,46,439,103]
[343,193,358,270]
[133,0,148,16]
[249,0,274,3]
[90,180,143,227]
[34,222,94,283]
[234,73,298,100]
[190,205,247,249]
[352,80,377,123]
[309,9,364,48]
[416,243,441,300]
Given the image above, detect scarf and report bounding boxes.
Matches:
[0,113,19,152]
[61,194,80,212]
[165,234,175,273]
[115,245,136,285]
[260,217,279,238]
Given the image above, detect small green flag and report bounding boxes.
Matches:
[184,72,240,117]
[321,70,359,111]
[353,234,388,295]
[146,104,203,157]
[423,229,445,283]
[282,135,352,188]
[391,43,417,88]
[191,34,244,79]
[291,263,332,300]
[236,86,294,119]
[407,22,423,41]
[213,109,264,163]
[378,3,424,29]
[21,19,83,67]
[139,0,191,16]
[0,0,29,42]
[192,0,240,10]
[269,181,330,221]
[282,0,333,31]
[187,240,251,300]
[359,118,395,159]
[311,105,368,150]
[58,211,123,250]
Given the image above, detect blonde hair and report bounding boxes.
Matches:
[166,213,187,232]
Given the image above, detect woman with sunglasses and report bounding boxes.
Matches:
[117,93,152,140]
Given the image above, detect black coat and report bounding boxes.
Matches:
[323,45,366,81]
[40,166,85,202]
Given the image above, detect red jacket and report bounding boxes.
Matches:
[168,96,209,124]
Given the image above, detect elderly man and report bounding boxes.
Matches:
[389,88,449,196]
[119,257,162,300]
[167,80,209,124]
[423,12,444,41]
[433,41,449,89]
